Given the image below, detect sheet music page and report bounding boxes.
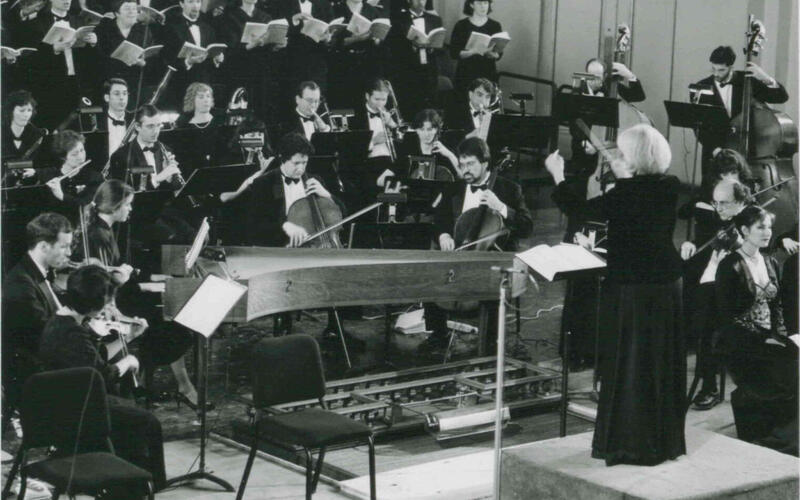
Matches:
[185,217,210,272]
[174,275,247,338]
[515,244,561,281]
[555,244,606,272]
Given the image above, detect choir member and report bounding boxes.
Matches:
[22,0,99,130]
[216,0,284,121]
[421,137,531,353]
[95,0,163,106]
[276,0,334,101]
[328,0,387,108]
[37,130,104,220]
[590,124,685,466]
[2,213,73,423]
[716,206,798,455]
[387,0,442,117]
[160,0,225,109]
[449,0,502,92]
[281,80,331,140]
[694,45,788,173]
[38,265,168,493]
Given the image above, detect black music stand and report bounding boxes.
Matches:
[554,93,619,128]
[664,100,729,187]
[177,164,258,198]
[487,115,556,180]
[311,131,372,165]
[308,154,345,195]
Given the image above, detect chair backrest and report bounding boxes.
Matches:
[251,335,326,407]
[20,367,111,450]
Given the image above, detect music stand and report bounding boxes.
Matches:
[664,100,729,189]
[487,115,556,180]
[164,231,246,492]
[177,164,258,198]
[553,93,619,128]
[311,131,372,165]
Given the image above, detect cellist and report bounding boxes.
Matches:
[694,45,788,174]
[419,137,531,354]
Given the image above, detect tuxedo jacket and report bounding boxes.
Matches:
[109,139,183,191]
[2,254,60,355]
[161,14,219,85]
[87,108,134,166]
[387,8,441,72]
[280,111,331,138]
[246,169,340,247]
[95,17,163,89]
[434,175,533,251]
[695,71,789,151]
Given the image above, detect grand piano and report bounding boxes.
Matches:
[161,245,529,355]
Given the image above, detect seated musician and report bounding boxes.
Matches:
[351,78,399,192]
[716,205,798,455]
[219,116,274,204]
[694,45,788,171]
[98,78,133,164]
[444,77,494,139]
[2,213,72,424]
[282,80,332,141]
[570,57,645,168]
[778,224,798,334]
[399,108,457,180]
[175,82,225,129]
[82,180,200,408]
[38,265,168,492]
[37,130,104,219]
[681,176,753,411]
[421,137,532,353]
[2,90,44,185]
[246,132,357,344]
[109,104,196,248]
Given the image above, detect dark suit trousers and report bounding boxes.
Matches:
[108,399,167,491]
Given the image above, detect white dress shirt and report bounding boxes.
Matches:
[299,0,312,15]
[283,176,307,214]
[107,114,126,155]
[461,174,508,218]
[470,104,482,130]
[411,11,427,64]
[367,106,391,158]
[137,139,159,188]
[714,79,733,116]
[298,111,316,141]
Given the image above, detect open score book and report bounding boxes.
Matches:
[515,243,606,281]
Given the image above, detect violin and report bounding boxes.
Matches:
[285,174,344,248]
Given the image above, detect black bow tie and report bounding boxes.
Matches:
[45,269,55,283]
[108,116,125,127]
[142,145,156,153]
[53,13,67,21]
[472,110,484,118]
[299,114,314,123]
[186,18,199,27]
[469,183,488,193]
[284,176,300,185]
[368,111,381,119]
[411,13,424,19]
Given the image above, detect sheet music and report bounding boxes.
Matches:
[174,274,247,338]
[185,217,210,273]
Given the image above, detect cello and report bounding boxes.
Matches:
[725,16,798,236]
[285,174,344,248]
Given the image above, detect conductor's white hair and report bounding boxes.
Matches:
[617,124,672,175]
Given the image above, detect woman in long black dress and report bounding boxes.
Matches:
[449,0,503,92]
[591,124,686,466]
[716,206,798,455]
[38,265,167,493]
[82,179,202,410]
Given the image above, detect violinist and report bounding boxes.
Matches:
[694,45,788,170]
[716,206,798,455]
[37,130,103,219]
[681,176,753,411]
[351,78,398,193]
[81,180,200,409]
[444,77,493,138]
[282,80,332,141]
[420,137,531,354]
[2,213,72,424]
[399,108,457,180]
[37,265,168,493]
[590,124,685,467]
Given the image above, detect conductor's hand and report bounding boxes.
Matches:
[781,238,799,255]
[282,221,309,247]
[305,178,331,198]
[544,150,565,184]
[480,189,506,214]
[46,177,64,200]
[439,233,455,251]
[680,241,697,260]
[573,232,593,251]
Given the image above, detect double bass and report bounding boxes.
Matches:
[726,16,797,236]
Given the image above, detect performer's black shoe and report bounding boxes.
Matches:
[692,389,720,411]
